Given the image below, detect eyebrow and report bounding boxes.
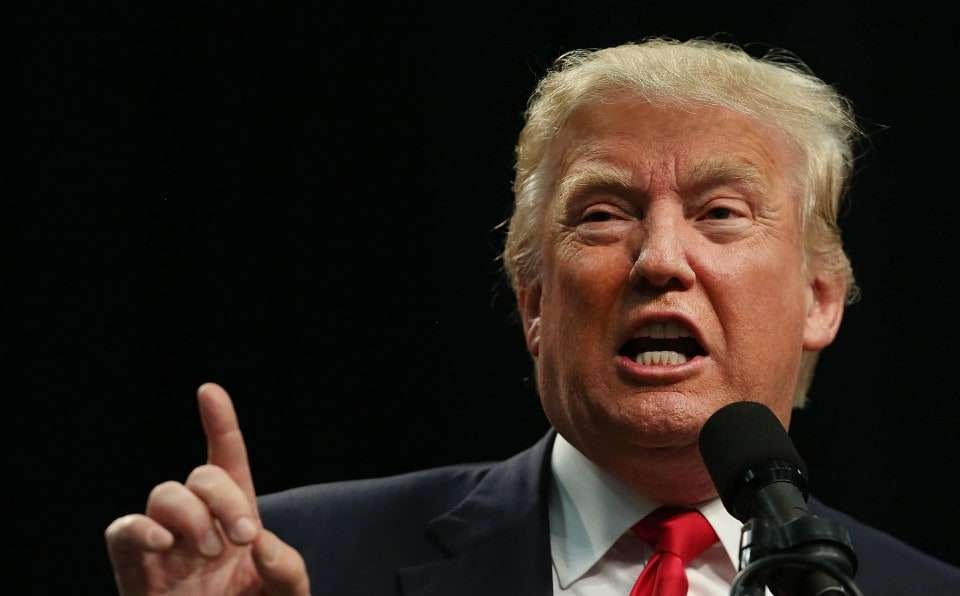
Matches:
[556,157,769,207]
[556,163,634,207]
[685,158,769,195]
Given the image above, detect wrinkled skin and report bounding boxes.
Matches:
[517,96,846,505]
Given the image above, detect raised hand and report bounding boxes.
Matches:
[105,383,310,595]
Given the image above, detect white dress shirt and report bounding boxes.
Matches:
[549,433,755,595]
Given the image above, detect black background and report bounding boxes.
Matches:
[20,2,960,593]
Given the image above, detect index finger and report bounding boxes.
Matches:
[197,383,258,507]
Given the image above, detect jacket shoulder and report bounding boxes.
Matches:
[257,462,492,591]
[260,462,491,519]
[810,499,960,595]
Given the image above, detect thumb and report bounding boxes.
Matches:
[252,529,311,596]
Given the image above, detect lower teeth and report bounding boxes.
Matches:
[635,350,688,365]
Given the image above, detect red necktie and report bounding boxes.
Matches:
[629,507,719,596]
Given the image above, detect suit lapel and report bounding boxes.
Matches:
[397,430,557,596]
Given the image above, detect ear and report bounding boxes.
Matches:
[516,281,543,358]
[802,269,846,351]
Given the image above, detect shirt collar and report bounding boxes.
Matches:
[548,432,743,588]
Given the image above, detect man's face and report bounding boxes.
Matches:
[518,96,844,503]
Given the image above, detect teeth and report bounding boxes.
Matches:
[636,320,691,339]
[635,350,689,366]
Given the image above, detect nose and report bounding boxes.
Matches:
[628,202,696,291]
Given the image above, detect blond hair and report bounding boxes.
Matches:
[501,39,861,406]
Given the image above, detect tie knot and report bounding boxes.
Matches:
[632,507,718,564]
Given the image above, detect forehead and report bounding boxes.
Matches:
[550,95,800,195]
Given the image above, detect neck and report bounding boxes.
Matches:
[581,440,718,505]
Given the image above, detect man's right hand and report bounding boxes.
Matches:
[105,383,310,596]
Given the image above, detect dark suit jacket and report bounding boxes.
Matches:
[260,431,960,595]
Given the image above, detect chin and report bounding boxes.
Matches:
[610,394,713,446]
[597,438,719,505]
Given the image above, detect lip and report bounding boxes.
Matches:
[615,352,709,384]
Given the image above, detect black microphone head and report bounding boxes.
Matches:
[698,401,809,521]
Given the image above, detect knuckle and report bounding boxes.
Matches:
[148,480,183,503]
[104,514,137,541]
[186,464,225,491]
[186,467,247,516]
[146,481,195,517]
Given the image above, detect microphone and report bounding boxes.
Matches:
[698,402,860,596]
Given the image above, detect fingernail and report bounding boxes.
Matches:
[229,516,258,543]
[199,529,223,557]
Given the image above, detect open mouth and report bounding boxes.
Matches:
[618,320,707,366]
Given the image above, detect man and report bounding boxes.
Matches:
[105,39,960,595]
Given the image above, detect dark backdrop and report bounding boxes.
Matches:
[20,3,959,593]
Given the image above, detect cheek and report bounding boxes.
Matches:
[546,243,631,327]
[537,245,630,391]
[700,248,808,388]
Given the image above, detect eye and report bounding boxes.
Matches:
[705,206,735,220]
[699,202,749,221]
[581,210,617,223]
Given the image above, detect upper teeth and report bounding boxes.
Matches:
[636,320,692,339]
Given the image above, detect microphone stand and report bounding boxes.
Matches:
[729,484,863,596]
